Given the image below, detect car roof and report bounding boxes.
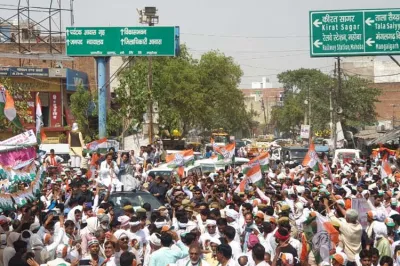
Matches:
[283,146,308,150]
[166,150,201,155]
[234,158,249,163]
[109,190,149,196]
[335,149,361,152]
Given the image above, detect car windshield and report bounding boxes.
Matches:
[290,150,308,158]
[236,141,245,148]
[201,165,216,173]
[150,171,171,179]
[214,135,228,143]
[338,152,356,160]
[109,193,162,210]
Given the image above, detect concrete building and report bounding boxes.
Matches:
[0,41,95,142]
[241,77,284,135]
[0,66,89,142]
[342,57,400,129]
[342,57,400,83]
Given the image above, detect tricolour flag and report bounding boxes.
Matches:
[35,92,47,144]
[210,137,218,150]
[302,212,339,265]
[323,154,332,180]
[235,178,248,193]
[86,138,108,151]
[166,150,194,168]
[255,152,270,172]
[0,85,22,128]
[381,153,392,178]
[242,159,262,183]
[302,141,323,172]
[214,142,235,163]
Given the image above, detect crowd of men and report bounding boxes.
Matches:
[1,144,400,266]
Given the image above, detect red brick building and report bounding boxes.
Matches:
[373,83,400,128]
[0,43,99,142]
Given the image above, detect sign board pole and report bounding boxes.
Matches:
[96,57,109,138]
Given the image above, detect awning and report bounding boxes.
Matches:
[368,128,400,145]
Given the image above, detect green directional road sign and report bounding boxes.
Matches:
[66,26,179,56]
[310,9,400,57]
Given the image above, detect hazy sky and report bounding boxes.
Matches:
[0,0,396,87]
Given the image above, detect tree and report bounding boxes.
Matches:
[197,51,246,133]
[70,86,95,141]
[0,78,34,133]
[338,75,381,127]
[108,57,148,139]
[271,68,381,135]
[111,46,248,138]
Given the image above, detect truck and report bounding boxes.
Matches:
[211,129,230,147]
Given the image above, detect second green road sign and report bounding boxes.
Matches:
[310,9,400,57]
[66,26,179,56]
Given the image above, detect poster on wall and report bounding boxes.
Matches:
[50,92,61,127]
[26,92,35,125]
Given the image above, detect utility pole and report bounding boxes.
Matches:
[148,54,153,145]
[308,83,312,135]
[261,97,267,134]
[266,97,269,133]
[138,7,159,144]
[392,104,398,129]
[330,90,333,140]
[333,57,341,151]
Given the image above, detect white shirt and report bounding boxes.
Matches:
[289,237,302,261]
[228,240,242,260]
[176,257,211,266]
[99,160,122,190]
[100,160,119,175]
[200,232,221,248]
[45,258,71,266]
[67,205,83,229]
[45,155,64,165]
[103,255,118,266]
[258,233,273,255]
[255,261,270,266]
[245,251,256,266]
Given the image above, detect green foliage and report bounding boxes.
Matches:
[338,75,381,127]
[271,92,304,133]
[111,45,249,137]
[271,68,381,135]
[70,86,95,139]
[197,51,246,133]
[0,78,33,133]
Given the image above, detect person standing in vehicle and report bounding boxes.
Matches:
[149,176,167,204]
[68,122,85,169]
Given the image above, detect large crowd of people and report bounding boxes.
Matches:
[1,144,400,266]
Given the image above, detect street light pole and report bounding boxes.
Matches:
[261,97,267,134]
[392,104,398,129]
[308,84,311,135]
[148,52,153,145]
[139,7,159,144]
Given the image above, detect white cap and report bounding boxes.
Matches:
[72,122,79,131]
[149,233,161,246]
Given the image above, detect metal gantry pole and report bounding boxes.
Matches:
[148,20,154,145]
[97,57,109,138]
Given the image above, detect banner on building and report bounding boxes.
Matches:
[50,92,61,127]
[0,130,36,152]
